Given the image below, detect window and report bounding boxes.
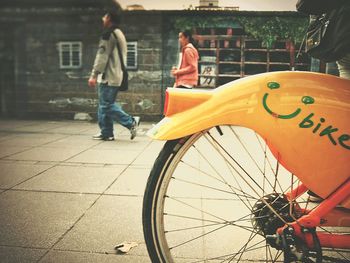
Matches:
[58,42,82,69]
[127,41,137,70]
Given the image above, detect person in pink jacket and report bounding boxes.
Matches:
[171,31,199,88]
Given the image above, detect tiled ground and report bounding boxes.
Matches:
[0,119,163,263]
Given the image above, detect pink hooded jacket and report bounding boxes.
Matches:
[175,43,199,87]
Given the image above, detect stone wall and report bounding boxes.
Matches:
[121,12,163,120]
[0,3,165,120]
[0,2,308,121]
[24,13,101,118]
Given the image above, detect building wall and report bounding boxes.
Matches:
[24,14,102,118]
[122,13,163,119]
[0,3,164,120]
[0,2,308,120]
[0,23,17,117]
[199,0,219,7]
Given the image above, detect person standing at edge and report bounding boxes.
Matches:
[171,30,199,88]
[296,0,350,79]
[88,1,140,141]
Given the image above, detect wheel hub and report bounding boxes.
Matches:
[252,193,295,248]
[251,194,322,262]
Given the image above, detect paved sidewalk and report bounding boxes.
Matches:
[0,119,164,263]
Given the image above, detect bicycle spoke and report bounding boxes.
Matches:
[203,132,257,209]
[166,222,227,233]
[262,142,268,197]
[191,143,258,211]
[165,210,263,253]
[226,242,270,262]
[172,177,258,201]
[180,159,249,197]
[254,132,285,193]
[273,250,283,262]
[229,127,285,195]
[169,224,229,250]
[229,232,261,263]
[204,132,288,225]
[165,213,257,232]
[266,241,276,263]
[200,131,257,211]
[191,144,244,194]
[205,132,266,194]
[165,211,261,230]
[188,232,265,263]
[165,213,223,224]
[167,196,232,224]
[166,196,261,234]
[226,231,258,263]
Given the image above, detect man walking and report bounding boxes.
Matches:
[88,1,139,141]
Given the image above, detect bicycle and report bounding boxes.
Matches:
[142,71,350,263]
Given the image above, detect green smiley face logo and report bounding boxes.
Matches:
[263,82,315,119]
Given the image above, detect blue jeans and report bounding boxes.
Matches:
[337,53,350,79]
[98,83,133,137]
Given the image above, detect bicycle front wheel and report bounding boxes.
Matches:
[142,126,343,262]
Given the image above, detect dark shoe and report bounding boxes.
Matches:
[92,133,104,140]
[92,133,114,141]
[307,190,323,202]
[130,116,140,140]
[103,136,115,141]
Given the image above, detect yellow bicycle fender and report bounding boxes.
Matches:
[148,71,350,204]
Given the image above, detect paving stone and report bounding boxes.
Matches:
[106,167,150,196]
[0,246,46,263]
[0,120,165,263]
[55,196,147,256]
[0,120,41,131]
[78,127,100,136]
[0,191,97,248]
[5,147,86,162]
[41,250,151,263]
[83,123,152,138]
[80,163,106,167]
[0,162,52,189]
[92,138,150,151]
[132,140,165,167]
[42,135,101,148]
[54,162,82,167]
[11,122,64,133]
[47,123,94,135]
[0,133,67,147]
[0,132,14,142]
[0,146,31,158]
[117,130,150,140]
[67,149,140,165]
[15,165,126,194]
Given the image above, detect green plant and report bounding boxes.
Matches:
[236,16,308,47]
[171,15,308,47]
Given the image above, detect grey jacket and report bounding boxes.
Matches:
[91,28,127,87]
